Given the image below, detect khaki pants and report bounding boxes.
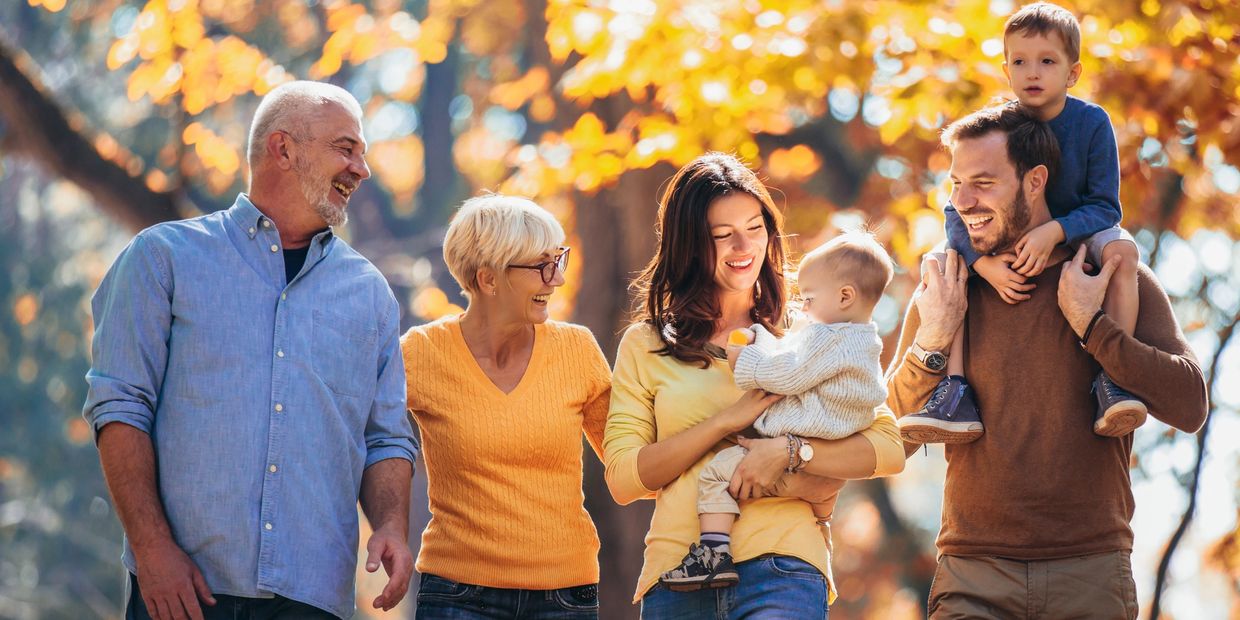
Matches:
[697,446,832,522]
[928,552,1138,620]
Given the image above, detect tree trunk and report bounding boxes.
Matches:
[0,34,182,231]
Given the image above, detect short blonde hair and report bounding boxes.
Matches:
[442,194,566,297]
[798,230,894,306]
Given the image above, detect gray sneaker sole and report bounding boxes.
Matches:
[898,417,984,444]
[661,571,739,592]
[1094,400,1147,437]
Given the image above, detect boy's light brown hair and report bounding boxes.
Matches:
[798,231,894,307]
[1004,2,1081,63]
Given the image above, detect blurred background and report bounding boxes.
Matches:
[1,0,1238,618]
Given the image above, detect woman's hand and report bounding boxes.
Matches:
[713,390,783,435]
[728,436,788,500]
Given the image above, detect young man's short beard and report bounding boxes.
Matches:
[971,189,1032,255]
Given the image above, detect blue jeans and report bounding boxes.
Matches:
[415,573,599,619]
[640,555,829,620]
[125,573,335,619]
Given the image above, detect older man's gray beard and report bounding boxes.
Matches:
[294,158,348,228]
[971,189,1032,255]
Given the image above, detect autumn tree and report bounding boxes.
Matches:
[2,0,1238,617]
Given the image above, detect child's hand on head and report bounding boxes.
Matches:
[1011,221,1065,277]
[974,254,1036,305]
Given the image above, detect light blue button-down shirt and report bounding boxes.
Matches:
[83,194,417,618]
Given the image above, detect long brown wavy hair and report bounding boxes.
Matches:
[631,152,789,368]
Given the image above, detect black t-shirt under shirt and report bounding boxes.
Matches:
[283,247,310,284]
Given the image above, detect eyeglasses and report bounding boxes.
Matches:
[508,247,571,284]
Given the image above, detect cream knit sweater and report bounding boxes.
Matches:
[733,321,886,439]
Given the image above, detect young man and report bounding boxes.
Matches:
[903,1,1147,443]
[888,103,1207,619]
[84,81,418,619]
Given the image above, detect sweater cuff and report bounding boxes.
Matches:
[733,345,765,390]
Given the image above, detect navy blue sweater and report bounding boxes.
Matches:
[945,96,1123,265]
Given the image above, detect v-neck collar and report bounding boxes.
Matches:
[448,315,544,398]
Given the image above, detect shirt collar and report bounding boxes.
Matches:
[228,193,335,247]
[229,194,269,240]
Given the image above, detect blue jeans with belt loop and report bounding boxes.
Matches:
[640,554,829,620]
[415,573,599,619]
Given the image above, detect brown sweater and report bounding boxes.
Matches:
[886,260,1207,559]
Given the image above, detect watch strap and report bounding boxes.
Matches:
[908,342,946,371]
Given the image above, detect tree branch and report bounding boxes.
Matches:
[1149,307,1239,618]
[0,31,182,232]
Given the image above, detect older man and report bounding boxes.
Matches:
[84,81,417,619]
[888,104,1207,619]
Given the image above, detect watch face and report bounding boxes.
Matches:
[798,443,814,462]
[926,352,947,371]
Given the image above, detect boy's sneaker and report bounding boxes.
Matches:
[898,375,984,444]
[658,543,739,592]
[1093,372,1147,437]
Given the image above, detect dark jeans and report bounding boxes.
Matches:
[640,555,829,620]
[126,573,336,620]
[415,573,599,619]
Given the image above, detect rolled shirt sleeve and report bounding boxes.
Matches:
[363,293,419,469]
[83,233,172,439]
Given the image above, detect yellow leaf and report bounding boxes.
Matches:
[107,37,139,70]
[29,0,66,12]
[13,294,37,326]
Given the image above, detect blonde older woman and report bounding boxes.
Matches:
[401,194,611,619]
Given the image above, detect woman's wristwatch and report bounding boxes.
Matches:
[785,434,815,473]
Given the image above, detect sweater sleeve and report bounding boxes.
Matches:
[944,202,983,266]
[576,327,612,461]
[603,326,659,505]
[733,324,843,395]
[1056,109,1123,244]
[1085,266,1208,433]
[882,298,947,457]
[859,406,906,477]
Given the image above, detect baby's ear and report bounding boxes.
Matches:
[839,284,856,309]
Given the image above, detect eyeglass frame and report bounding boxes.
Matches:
[507,247,571,284]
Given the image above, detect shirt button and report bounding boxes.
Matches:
[269,465,278,473]
[263,220,272,229]
[265,522,273,530]
[277,349,285,358]
[270,244,278,253]
[281,293,287,301]
[274,403,283,412]
[248,227,256,235]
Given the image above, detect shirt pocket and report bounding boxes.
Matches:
[312,309,377,398]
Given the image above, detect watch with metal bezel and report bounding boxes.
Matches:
[909,341,948,372]
[797,441,814,471]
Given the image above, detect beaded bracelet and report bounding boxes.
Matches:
[785,433,798,474]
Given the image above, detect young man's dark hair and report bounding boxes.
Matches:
[941,102,1061,185]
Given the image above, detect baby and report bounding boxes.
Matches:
[659,231,893,591]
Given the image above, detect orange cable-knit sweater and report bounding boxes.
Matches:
[401,315,612,589]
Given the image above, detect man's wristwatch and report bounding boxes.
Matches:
[909,341,948,372]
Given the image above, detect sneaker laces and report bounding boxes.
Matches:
[665,543,720,578]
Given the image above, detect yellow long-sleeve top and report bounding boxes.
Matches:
[401,315,611,589]
[604,323,905,603]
